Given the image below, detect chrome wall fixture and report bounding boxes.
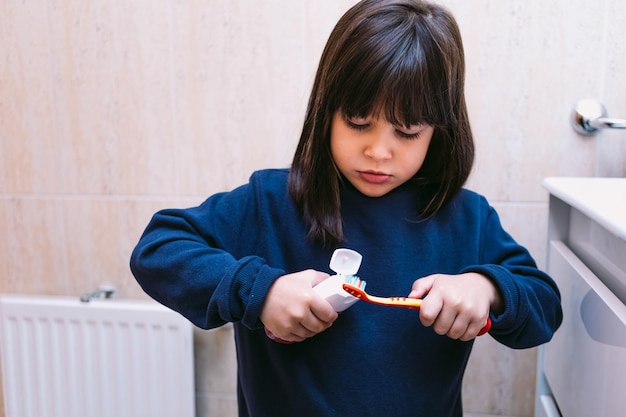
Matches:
[571,99,626,136]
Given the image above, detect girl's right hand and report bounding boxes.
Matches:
[260,270,339,343]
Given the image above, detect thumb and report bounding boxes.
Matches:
[408,275,434,299]
[310,271,331,287]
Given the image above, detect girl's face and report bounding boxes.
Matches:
[330,111,434,197]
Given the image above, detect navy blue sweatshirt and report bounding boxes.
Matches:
[130,169,562,417]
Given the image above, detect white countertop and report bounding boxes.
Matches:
[543,177,626,241]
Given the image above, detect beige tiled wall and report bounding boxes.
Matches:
[1,1,625,416]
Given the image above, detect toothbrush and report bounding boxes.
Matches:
[342,281,492,336]
[342,281,422,309]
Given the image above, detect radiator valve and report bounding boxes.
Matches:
[80,285,116,303]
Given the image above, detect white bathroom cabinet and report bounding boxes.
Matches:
[535,177,626,417]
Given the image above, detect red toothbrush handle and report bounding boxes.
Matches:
[478,317,492,336]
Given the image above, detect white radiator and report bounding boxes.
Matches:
[0,294,195,417]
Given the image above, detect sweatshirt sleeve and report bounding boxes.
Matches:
[129,177,285,330]
[462,200,563,349]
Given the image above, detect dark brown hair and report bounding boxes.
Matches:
[289,0,474,247]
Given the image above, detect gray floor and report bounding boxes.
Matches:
[464,414,516,417]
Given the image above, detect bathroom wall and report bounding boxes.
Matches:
[1,1,624,416]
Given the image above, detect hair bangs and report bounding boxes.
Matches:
[333,12,447,130]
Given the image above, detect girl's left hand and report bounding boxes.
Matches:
[408,272,502,341]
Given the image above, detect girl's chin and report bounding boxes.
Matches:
[351,181,396,197]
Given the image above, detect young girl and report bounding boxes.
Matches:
[131,1,562,416]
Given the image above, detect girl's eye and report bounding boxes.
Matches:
[346,119,369,131]
[344,114,424,139]
[395,130,421,140]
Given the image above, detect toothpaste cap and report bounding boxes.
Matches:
[329,248,362,276]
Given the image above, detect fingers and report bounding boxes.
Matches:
[289,294,339,340]
[409,275,435,299]
[309,288,339,323]
[299,310,336,337]
[310,271,330,287]
[266,306,336,343]
[417,273,491,340]
[427,311,488,341]
[261,269,338,343]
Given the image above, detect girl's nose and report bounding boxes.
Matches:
[363,132,392,161]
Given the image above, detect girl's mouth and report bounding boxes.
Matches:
[358,170,392,184]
